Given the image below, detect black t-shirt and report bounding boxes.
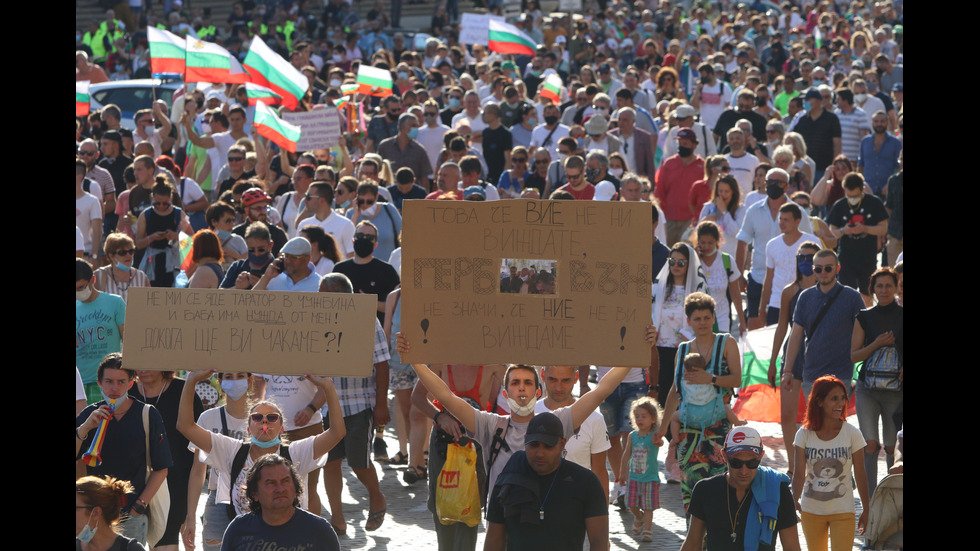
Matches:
[713,109,768,150]
[218,169,257,198]
[387,183,428,210]
[99,154,133,195]
[129,378,203,475]
[825,193,888,266]
[487,453,607,551]
[332,258,400,322]
[482,125,513,186]
[232,221,288,256]
[793,110,842,172]
[688,472,797,551]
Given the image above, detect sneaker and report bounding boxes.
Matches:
[615,482,627,509]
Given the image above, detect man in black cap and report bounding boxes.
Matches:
[485,412,609,551]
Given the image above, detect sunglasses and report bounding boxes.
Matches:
[812,264,836,274]
[728,457,761,469]
[250,413,281,423]
[796,254,815,262]
[247,247,268,254]
[152,201,172,209]
[357,198,375,207]
[513,157,527,163]
[765,178,787,185]
[715,165,731,172]
[668,258,688,267]
[228,156,245,162]
[354,232,377,242]
[114,248,136,256]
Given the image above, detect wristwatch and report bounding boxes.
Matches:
[132,499,148,515]
[711,374,718,385]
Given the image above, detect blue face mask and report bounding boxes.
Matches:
[527,117,538,126]
[408,127,419,140]
[216,229,232,241]
[250,435,281,448]
[803,100,812,111]
[247,252,271,266]
[115,262,131,272]
[576,137,586,149]
[398,71,409,80]
[448,97,461,109]
[334,198,350,209]
[798,258,814,276]
[221,379,249,401]
[76,515,98,543]
[100,389,122,409]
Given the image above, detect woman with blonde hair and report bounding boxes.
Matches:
[94,233,150,302]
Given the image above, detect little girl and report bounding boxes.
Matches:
[620,396,664,543]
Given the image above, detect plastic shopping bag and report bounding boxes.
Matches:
[436,440,481,527]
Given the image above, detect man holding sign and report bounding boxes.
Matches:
[396,324,657,507]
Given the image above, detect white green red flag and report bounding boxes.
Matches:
[243,36,308,110]
[488,20,536,57]
[76,81,90,116]
[341,83,359,96]
[254,102,302,153]
[147,27,186,78]
[355,65,393,98]
[185,38,248,83]
[245,82,283,106]
[539,74,563,104]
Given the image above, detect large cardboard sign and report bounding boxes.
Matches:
[125,288,378,376]
[282,108,342,150]
[401,199,652,367]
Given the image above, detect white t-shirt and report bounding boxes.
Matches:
[175,177,206,204]
[76,192,103,254]
[530,124,570,159]
[297,212,356,257]
[201,431,326,515]
[700,252,740,332]
[417,124,451,179]
[698,80,732,132]
[794,423,866,515]
[765,232,820,308]
[260,375,323,431]
[193,406,249,490]
[726,152,760,196]
[534,401,610,470]
[206,131,238,183]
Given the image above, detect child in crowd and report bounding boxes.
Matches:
[620,397,664,542]
[668,353,746,440]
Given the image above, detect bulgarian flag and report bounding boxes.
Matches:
[356,65,393,98]
[147,27,186,78]
[610,24,626,40]
[76,81,90,116]
[245,82,283,106]
[341,83,359,96]
[243,36,308,110]
[539,74,563,104]
[186,38,248,83]
[732,326,856,423]
[254,102,302,152]
[334,95,349,110]
[488,20,536,57]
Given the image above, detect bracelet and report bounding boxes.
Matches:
[433,410,444,423]
[76,428,86,441]
[306,403,317,412]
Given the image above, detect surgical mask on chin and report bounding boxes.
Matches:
[361,203,378,217]
[506,393,538,416]
[100,390,121,409]
[221,379,249,401]
[334,199,350,209]
[217,229,232,241]
[115,262,132,272]
[76,515,98,543]
[76,285,92,302]
[250,435,281,448]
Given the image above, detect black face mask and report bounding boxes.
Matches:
[766,183,784,200]
[353,237,375,258]
[544,115,559,126]
[678,146,694,157]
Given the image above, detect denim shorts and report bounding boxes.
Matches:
[117,510,148,546]
[599,381,649,435]
[201,490,228,550]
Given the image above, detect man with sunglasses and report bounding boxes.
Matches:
[781,249,865,401]
[233,188,288,256]
[682,427,801,551]
[297,182,356,258]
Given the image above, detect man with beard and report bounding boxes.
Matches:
[232,188,288,256]
[858,112,901,196]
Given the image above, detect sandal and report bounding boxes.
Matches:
[389,451,409,465]
[366,508,386,531]
[403,465,427,484]
[330,523,347,537]
[631,517,642,535]
[642,529,653,542]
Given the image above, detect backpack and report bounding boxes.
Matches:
[226,443,292,519]
[482,416,510,508]
[675,333,728,430]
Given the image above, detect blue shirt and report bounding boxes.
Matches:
[792,282,865,383]
[858,133,902,194]
[266,267,321,292]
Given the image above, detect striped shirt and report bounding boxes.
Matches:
[833,107,870,162]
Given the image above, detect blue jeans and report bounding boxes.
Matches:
[599,380,649,436]
[117,510,148,546]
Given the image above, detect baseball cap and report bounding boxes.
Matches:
[725,427,763,456]
[525,412,563,446]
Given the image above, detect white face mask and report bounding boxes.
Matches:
[361,203,378,217]
[76,284,92,302]
[846,195,862,206]
[609,167,624,178]
[329,78,341,88]
[505,392,538,416]
[595,107,609,117]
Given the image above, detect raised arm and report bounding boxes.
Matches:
[572,325,658,429]
[397,332,478,433]
[177,370,217,454]
[308,375,346,458]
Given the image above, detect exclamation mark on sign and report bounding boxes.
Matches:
[421,319,430,344]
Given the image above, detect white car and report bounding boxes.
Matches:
[89,79,183,129]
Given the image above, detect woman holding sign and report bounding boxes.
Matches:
[176,371,346,537]
[651,242,707,483]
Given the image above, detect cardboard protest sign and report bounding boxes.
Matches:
[282,108,342,150]
[401,199,652,367]
[125,288,378,376]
